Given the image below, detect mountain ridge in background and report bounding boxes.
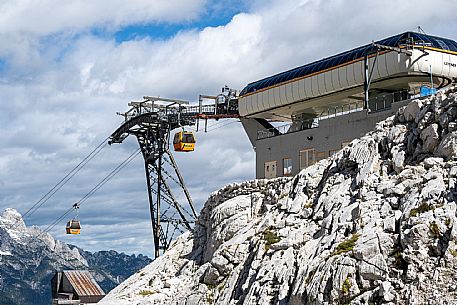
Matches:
[0,208,151,305]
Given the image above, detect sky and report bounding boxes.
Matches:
[1,0,457,257]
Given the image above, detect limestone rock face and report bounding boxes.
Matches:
[101,87,457,305]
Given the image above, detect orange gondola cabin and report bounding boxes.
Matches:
[66,220,81,235]
[173,131,196,152]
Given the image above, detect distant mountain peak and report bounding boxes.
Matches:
[0,207,151,305]
[0,208,25,230]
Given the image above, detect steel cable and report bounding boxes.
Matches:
[30,148,140,244]
[11,137,110,231]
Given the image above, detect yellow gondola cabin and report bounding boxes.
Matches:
[173,131,196,152]
[66,219,81,235]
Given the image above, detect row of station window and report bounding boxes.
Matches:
[264,142,351,179]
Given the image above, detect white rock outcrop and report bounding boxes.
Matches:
[101,87,457,305]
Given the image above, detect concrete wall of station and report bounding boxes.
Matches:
[255,100,411,178]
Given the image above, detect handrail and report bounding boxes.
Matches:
[256,90,410,140]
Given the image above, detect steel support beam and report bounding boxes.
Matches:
[110,89,238,258]
[135,122,196,258]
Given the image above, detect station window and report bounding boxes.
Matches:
[327,143,351,158]
[316,151,327,162]
[299,149,316,170]
[264,161,277,179]
[283,158,292,176]
[329,149,339,156]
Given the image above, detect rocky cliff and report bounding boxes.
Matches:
[0,208,151,305]
[100,87,457,305]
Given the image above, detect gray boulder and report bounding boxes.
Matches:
[436,131,457,160]
[404,99,423,122]
[420,123,440,153]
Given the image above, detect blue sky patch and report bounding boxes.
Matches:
[0,58,7,73]
[114,1,247,42]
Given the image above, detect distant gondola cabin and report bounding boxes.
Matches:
[66,220,81,235]
[173,131,196,152]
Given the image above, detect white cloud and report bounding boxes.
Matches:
[0,0,206,35]
[58,12,263,99]
[249,0,457,75]
[1,0,457,255]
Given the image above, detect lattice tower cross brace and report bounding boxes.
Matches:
[136,121,196,258]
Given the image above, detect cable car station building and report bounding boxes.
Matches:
[238,32,457,179]
[51,270,105,304]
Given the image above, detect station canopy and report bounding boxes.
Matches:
[240,32,457,96]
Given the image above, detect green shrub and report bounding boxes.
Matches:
[305,269,316,284]
[218,283,225,292]
[304,200,314,209]
[410,201,433,217]
[449,248,457,257]
[263,229,280,251]
[278,193,288,199]
[332,234,359,256]
[341,277,351,294]
[138,290,156,296]
[429,222,440,237]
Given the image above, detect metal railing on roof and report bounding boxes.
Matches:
[257,123,292,139]
[257,101,363,140]
[318,101,364,120]
[256,90,410,140]
[368,90,409,112]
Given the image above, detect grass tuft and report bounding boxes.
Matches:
[332,234,359,256]
[429,221,440,238]
[304,200,314,209]
[341,277,351,295]
[410,201,434,217]
[263,229,280,251]
[138,290,156,296]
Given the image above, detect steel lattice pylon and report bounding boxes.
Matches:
[109,99,198,258]
[109,91,239,258]
[138,126,197,258]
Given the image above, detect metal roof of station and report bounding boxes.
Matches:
[63,270,105,297]
[240,32,457,96]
